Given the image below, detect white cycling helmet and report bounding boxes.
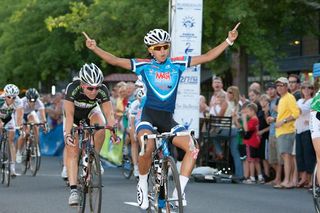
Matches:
[136,88,145,99]
[4,84,19,96]
[79,63,104,86]
[144,29,171,46]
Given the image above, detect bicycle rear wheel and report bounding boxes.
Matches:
[1,139,11,187]
[313,164,320,213]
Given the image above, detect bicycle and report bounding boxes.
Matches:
[16,122,45,176]
[0,127,14,187]
[72,120,118,213]
[313,164,320,213]
[139,129,198,213]
[122,143,134,179]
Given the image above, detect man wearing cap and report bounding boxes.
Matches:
[265,82,282,185]
[273,77,300,189]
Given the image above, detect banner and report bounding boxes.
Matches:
[170,0,202,137]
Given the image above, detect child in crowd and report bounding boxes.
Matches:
[241,103,264,184]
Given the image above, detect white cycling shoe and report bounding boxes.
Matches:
[137,182,149,210]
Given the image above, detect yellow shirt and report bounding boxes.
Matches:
[276,92,300,137]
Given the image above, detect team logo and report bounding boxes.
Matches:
[156,72,170,80]
[182,16,195,29]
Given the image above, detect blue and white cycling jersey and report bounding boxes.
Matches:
[130,56,191,113]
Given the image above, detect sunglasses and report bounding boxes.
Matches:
[301,86,313,89]
[276,84,285,88]
[227,91,233,94]
[6,96,16,99]
[289,81,297,84]
[149,44,170,51]
[83,85,101,91]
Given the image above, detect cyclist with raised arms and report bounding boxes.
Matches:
[16,88,47,163]
[83,23,240,210]
[63,63,116,206]
[0,84,24,176]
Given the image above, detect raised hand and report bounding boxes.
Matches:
[228,22,240,42]
[82,32,97,50]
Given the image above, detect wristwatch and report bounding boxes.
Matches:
[283,119,288,123]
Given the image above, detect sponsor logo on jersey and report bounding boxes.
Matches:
[156,72,170,80]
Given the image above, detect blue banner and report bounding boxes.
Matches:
[39,124,64,156]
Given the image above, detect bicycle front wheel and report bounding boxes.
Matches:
[81,150,102,213]
[313,164,320,213]
[1,140,11,187]
[29,139,39,176]
[163,156,183,213]
[122,155,133,179]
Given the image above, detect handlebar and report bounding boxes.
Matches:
[139,130,195,156]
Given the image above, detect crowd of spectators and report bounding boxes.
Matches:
[201,74,316,188]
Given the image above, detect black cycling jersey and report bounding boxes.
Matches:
[64,80,111,122]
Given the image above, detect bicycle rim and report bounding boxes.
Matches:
[313,165,320,213]
[164,156,183,212]
[29,140,39,176]
[1,140,11,186]
[122,156,133,179]
[147,164,161,213]
[87,150,102,213]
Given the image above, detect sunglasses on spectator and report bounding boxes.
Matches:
[289,81,297,84]
[227,91,233,94]
[6,96,16,99]
[276,84,286,88]
[149,44,170,51]
[301,86,313,89]
[83,85,101,91]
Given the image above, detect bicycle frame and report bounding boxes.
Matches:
[139,129,197,212]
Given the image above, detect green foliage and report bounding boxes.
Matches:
[0,0,318,91]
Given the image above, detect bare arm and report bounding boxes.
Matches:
[190,22,240,67]
[83,32,131,70]
[15,107,24,127]
[101,101,116,127]
[63,100,75,135]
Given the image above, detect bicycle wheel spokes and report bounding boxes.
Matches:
[313,165,320,213]
[85,150,102,213]
[164,156,183,213]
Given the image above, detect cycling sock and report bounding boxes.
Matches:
[70,185,77,190]
[138,173,148,189]
[179,175,189,195]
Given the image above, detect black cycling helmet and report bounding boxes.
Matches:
[26,88,39,102]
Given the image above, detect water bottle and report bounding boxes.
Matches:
[162,139,170,156]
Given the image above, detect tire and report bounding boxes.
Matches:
[78,151,86,213]
[122,155,133,179]
[29,138,39,176]
[163,156,183,212]
[313,165,320,213]
[1,138,11,187]
[147,163,160,213]
[79,150,102,213]
[36,143,41,171]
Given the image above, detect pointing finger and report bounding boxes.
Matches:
[82,31,91,40]
[232,22,241,31]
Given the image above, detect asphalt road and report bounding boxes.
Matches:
[0,157,315,213]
